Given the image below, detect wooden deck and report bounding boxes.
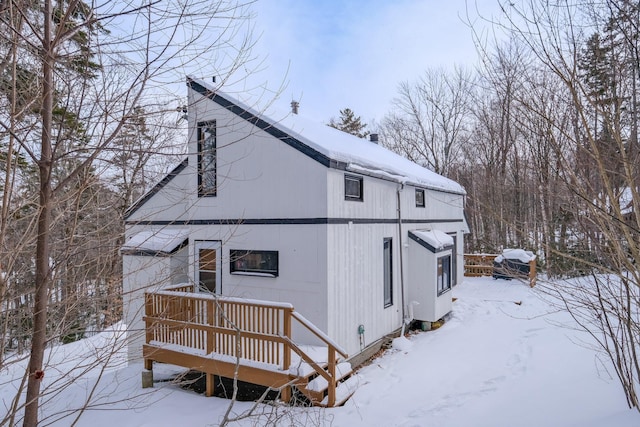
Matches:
[142,284,353,407]
[464,254,537,287]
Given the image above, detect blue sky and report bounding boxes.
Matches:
[229,0,502,125]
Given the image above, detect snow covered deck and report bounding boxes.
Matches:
[142,285,352,407]
[464,253,537,287]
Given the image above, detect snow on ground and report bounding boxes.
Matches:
[2,277,640,426]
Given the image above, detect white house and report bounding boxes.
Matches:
[122,77,468,364]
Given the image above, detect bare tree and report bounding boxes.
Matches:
[0,0,258,425]
[490,0,640,410]
[381,66,475,177]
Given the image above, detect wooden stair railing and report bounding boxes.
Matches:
[143,287,350,407]
[288,311,349,407]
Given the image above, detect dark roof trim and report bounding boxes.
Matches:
[188,78,347,170]
[124,158,188,220]
[402,218,466,224]
[120,237,189,257]
[125,217,465,226]
[408,231,454,254]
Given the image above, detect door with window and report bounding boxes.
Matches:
[195,241,222,293]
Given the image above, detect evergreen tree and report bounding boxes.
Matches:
[328,108,370,138]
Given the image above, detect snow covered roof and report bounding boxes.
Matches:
[408,230,454,253]
[188,77,465,196]
[120,229,189,256]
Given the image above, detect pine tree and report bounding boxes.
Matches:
[328,108,370,138]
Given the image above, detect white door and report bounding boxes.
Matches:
[195,241,222,293]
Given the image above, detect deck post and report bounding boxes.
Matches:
[145,294,153,345]
[283,308,292,371]
[327,349,336,407]
[206,373,215,397]
[529,259,537,287]
[141,367,153,388]
[282,307,293,404]
[280,385,291,403]
[206,299,214,354]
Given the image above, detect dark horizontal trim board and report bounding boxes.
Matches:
[402,218,466,224]
[408,231,454,254]
[125,218,465,226]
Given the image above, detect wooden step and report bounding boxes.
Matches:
[305,362,352,393]
[319,375,359,407]
[294,362,353,406]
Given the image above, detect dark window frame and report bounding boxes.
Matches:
[230,249,279,277]
[197,120,217,197]
[437,254,452,296]
[344,174,364,201]
[447,233,458,287]
[415,188,425,207]
[383,237,393,308]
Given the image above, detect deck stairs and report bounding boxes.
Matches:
[291,359,357,407]
[142,284,357,407]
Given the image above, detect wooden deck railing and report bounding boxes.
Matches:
[464,254,498,277]
[464,254,537,287]
[143,286,348,406]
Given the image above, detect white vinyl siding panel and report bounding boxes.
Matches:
[326,223,402,356]
[186,89,328,220]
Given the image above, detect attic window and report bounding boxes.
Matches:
[345,174,363,201]
[415,189,425,207]
[198,120,216,197]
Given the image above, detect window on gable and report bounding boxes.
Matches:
[198,120,216,196]
[345,174,363,201]
[230,250,279,277]
[415,189,425,207]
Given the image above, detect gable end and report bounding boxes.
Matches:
[188,78,348,170]
[124,158,188,220]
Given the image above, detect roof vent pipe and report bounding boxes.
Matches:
[370,133,379,144]
[291,100,299,114]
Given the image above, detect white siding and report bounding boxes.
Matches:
[407,242,453,322]
[327,223,403,356]
[327,169,399,219]
[185,88,328,220]
[185,223,328,336]
[124,87,468,360]
[122,255,172,361]
[126,166,193,222]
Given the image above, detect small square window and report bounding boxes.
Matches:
[345,174,363,201]
[415,189,425,207]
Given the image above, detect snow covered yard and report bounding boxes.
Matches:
[2,277,640,426]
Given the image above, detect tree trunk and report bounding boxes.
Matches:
[23,0,53,424]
